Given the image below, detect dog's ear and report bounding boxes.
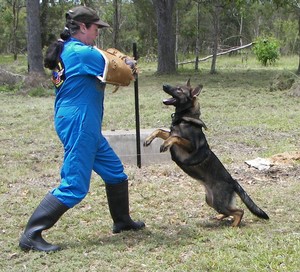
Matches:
[191,84,203,97]
[186,78,191,87]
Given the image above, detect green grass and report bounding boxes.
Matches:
[1,55,300,271]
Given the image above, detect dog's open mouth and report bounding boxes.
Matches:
[162,84,177,105]
[163,97,176,105]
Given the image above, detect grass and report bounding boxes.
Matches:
[1,54,300,271]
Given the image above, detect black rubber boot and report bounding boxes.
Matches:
[105,180,145,233]
[19,193,69,252]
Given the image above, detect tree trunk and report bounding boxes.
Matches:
[175,8,178,70]
[40,0,48,48]
[154,0,176,74]
[113,0,120,49]
[8,0,25,61]
[26,0,45,74]
[12,0,18,60]
[195,2,200,71]
[297,11,300,74]
[239,14,243,46]
[210,3,222,74]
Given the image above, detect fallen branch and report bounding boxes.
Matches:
[177,42,253,65]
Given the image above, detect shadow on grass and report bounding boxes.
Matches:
[57,216,254,250]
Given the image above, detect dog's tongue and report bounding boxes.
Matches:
[163,98,176,105]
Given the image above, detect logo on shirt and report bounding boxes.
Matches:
[52,60,65,90]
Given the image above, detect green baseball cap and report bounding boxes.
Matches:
[66,6,110,28]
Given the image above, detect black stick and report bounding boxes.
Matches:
[133,43,141,168]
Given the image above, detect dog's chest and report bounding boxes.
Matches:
[170,121,197,139]
[170,121,209,165]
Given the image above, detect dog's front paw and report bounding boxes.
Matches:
[143,137,153,147]
[160,144,169,153]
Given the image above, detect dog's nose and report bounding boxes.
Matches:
[163,84,171,91]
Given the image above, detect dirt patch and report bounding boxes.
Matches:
[238,151,300,185]
[270,151,300,165]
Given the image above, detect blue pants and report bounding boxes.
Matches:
[51,105,127,208]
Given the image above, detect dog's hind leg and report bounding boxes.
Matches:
[230,209,244,227]
[205,190,230,222]
[144,129,170,146]
[213,209,243,226]
[211,193,244,226]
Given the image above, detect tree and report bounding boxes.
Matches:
[26,0,44,74]
[1,0,299,75]
[6,0,25,60]
[297,12,300,75]
[132,0,156,56]
[113,0,120,48]
[294,3,300,74]
[195,1,201,70]
[153,0,176,74]
[207,0,255,74]
[267,0,300,74]
[210,1,224,74]
[279,0,300,74]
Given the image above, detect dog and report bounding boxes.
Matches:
[144,79,269,227]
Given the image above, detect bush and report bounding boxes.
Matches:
[252,36,280,66]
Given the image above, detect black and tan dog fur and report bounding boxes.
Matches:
[144,79,269,227]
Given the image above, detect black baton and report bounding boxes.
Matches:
[133,43,141,168]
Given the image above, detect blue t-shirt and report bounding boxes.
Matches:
[52,38,106,134]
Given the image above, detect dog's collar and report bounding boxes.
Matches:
[171,112,183,126]
[171,111,198,126]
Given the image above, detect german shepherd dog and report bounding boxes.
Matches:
[144,79,269,227]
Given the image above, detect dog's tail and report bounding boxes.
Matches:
[234,180,269,220]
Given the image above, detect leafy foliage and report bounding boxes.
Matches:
[252,36,280,66]
[0,0,299,58]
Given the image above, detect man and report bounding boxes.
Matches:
[19,6,145,252]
